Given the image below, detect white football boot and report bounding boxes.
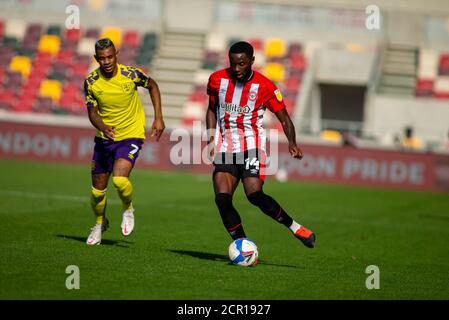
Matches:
[86,218,109,245]
[121,208,134,236]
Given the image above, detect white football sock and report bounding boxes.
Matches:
[289,221,302,233]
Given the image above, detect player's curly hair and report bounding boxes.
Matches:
[229,41,254,58]
[95,38,115,51]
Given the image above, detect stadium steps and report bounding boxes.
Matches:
[150,31,205,129]
[377,45,418,97]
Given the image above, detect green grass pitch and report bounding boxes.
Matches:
[1,159,448,299]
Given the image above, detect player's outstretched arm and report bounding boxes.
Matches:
[87,105,115,140]
[147,77,165,141]
[275,109,303,159]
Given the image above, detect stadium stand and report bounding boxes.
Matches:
[1,0,449,152]
[0,18,157,115]
[181,35,307,132]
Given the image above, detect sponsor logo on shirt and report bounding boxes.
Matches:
[274,89,283,102]
[220,103,251,114]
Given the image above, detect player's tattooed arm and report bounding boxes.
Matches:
[275,109,303,159]
[87,105,115,140]
[146,77,165,141]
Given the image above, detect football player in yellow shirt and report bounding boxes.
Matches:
[84,38,165,245]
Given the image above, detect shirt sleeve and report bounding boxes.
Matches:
[132,67,150,88]
[207,73,218,97]
[264,82,286,113]
[84,79,98,108]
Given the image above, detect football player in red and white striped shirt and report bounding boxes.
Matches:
[206,41,316,249]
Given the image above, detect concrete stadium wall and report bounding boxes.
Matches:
[364,95,449,144]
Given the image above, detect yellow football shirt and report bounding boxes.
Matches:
[84,64,149,141]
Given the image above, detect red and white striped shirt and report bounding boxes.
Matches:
[207,69,285,153]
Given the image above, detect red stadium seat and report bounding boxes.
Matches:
[0,89,16,110]
[433,92,449,99]
[123,30,140,48]
[33,96,53,113]
[14,92,35,112]
[415,78,434,97]
[57,49,75,66]
[284,76,301,91]
[0,20,4,39]
[439,54,449,75]
[64,28,81,43]
[289,54,306,71]
[288,42,303,57]
[85,27,99,39]
[189,91,206,103]
[248,38,263,51]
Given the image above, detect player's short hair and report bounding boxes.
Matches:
[229,41,254,58]
[95,38,115,52]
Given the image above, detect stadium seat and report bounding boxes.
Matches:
[346,43,365,53]
[402,137,423,149]
[415,78,434,97]
[193,69,210,85]
[253,51,266,69]
[0,89,16,110]
[77,38,96,56]
[201,50,221,70]
[288,42,303,57]
[320,130,343,143]
[64,28,81,43]
[38,35,61,56]
[5,71,23,90]
[9,56,31,78]
[263,63,285,82]
[0,20,4,39]
[39,80,62,102]
[248,38,263,51]
[289,54,306,72]
[205,33,226,52]
[439,53,449,75]
[33,96,53,113]
[101,27,122,48]
[89,0,106,11]
[182,101,204,126]
[189,91,206,103]
[14,92,35,112]
[284,76,301,92]
[123,30,140,48]
[265,38,286,58]
[47,25,61,37]
[0,47,14,67]
[85,27,100,39]
[5,19,26,41]
[418,49,438,79]
[433,77,449,99]
[57,49,75,66]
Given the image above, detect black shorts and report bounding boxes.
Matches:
[213,149,266,181]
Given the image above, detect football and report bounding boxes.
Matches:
[228,238,259,266]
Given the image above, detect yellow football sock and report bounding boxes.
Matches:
[90,187,107,225]
[112,176,133,211]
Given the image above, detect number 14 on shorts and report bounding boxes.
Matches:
[245,158,260,171]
